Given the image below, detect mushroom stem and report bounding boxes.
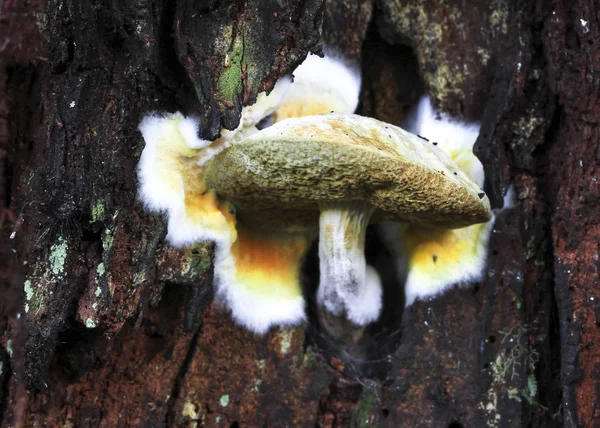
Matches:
[317,202,381,326]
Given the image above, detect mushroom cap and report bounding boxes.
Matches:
[203,114,492,233]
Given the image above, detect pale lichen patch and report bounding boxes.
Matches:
[219,394,230,407]
[49,236,68,276]
[24,280,34,300]
[279,330,293,355]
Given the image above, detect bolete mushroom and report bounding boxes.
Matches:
[202,113,492,326]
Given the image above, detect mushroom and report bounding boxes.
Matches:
[202,113,492,327]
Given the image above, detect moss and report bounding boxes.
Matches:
[350,380,380,427]
[102,228,115,252]
[90,201,105,223]
[218,36,245,103]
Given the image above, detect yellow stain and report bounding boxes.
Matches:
[403,224,487,273]
[230,226,311,298]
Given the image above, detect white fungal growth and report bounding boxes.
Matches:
[317,202,382,325]
[274,51,361,120]
[137,78,310,334]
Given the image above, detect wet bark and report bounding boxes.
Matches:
[0,0,598,427]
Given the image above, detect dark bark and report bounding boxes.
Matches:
[0,0,598,426]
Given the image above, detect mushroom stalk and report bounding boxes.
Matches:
[317,202,381,325]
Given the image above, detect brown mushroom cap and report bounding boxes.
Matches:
[203,114,492,233]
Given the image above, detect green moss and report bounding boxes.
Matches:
[102,228,115,252]
[91,201,105,223]
[217,36,245,102]
[350,380,380,427]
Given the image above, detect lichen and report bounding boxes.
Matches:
[96,263,105,277]
[489,0,508,35]
[219,394,230,407]
[85,318,97,328]
[95,286,102,297]
[24,279,34,300]
[132,271,147,286]
[477,47,491,66]
[182,400,203,422]
[49,236,68,276]
[6,340,13,358]
[181,245,212,278]
[279,330,293,355]
[479,320,542,425]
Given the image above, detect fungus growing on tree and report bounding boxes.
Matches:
[203,114,492,327]
[137,57,494,334]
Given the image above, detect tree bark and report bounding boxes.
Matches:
[1,0,598,427]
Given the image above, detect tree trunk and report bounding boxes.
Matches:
[1,0,598,426]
